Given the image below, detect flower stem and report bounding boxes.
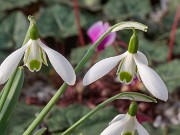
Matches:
[61,92,155,135]
[23,83,68,135]
[22,22,113,135]
[22,21,148,135]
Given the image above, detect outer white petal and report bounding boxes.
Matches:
[134,56,168,101]
[38,39,76,85]
[135,51,148,65]
[135,118,149,135]
[83,52,128,85]
[101,114,130,135]
[0,40,31,84]
[109,114,126,125]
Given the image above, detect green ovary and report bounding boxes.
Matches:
[29,59,41,71]
[123,132,133,135]
[119,71,133,83]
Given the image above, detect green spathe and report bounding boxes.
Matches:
[128,30,138,53]
[29,60,41,71]
[120,71,133,83]
[128,101,138,116]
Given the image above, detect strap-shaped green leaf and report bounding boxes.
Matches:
[0,68,18,112]
[0,67,24,135]
[33,128,47,135]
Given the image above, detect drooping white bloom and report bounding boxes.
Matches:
[83,50,168,101]
[101,113,149,135]
[0,24,76,85]
[83,30,168,101]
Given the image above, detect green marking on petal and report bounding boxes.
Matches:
[123,132,133,135]
[120,71,133,83]
[40,48,48,65]
[24,47,31,64]
[29,60,41,71]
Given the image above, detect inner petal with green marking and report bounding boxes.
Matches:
[118,53,136,84]
[24,40,47,72]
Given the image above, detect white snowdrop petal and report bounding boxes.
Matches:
[135,51,148,65]
[122,116,136,135]
[101,114,130,135]
[83,52,128,86]
[0,40,31,84]
[38,39,76,85]
[135,118,149,135]
[134,56,168,101]
[109,114,126,125]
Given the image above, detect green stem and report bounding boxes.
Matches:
[61,92,150,135]
[23,21,148,135]
[23,83,68,135]
[23,21,114,135]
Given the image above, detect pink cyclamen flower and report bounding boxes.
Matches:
[87,21,116,51]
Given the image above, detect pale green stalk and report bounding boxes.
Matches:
[23,21,147,135]
[61,92,156,135]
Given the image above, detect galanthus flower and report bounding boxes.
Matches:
[0,21,76,85]
[83,29,168,101]
[101,102,149,135]
[87,21,116,51]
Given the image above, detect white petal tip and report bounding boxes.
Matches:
[159,95,168,102]
[67,78,76,86]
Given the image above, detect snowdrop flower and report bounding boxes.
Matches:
[0,21,76,85]
[83,29,168,101]
[101,102,149,135]
[88,21,116,51]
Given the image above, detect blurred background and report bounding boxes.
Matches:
[0,0,180,134]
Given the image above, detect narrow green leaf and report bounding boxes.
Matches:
[33,128,47,135]
[0,67,24,135]
[0,87,4,100]
[0,68,18,112]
